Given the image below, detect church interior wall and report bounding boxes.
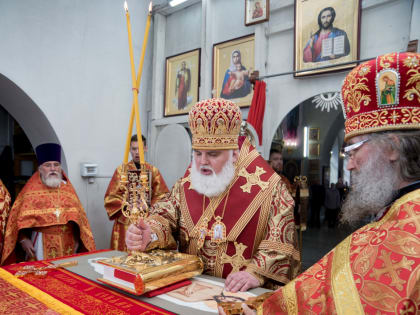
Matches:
[165,3,201,57]
[263,0,414,158]
[0,0,155,249]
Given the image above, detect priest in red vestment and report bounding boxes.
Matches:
[126,98,300,292]
[104,134,169,251]
[1,143,95,264]
[222,52,420,314]
[0,179,11,262]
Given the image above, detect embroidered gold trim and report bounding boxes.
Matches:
[22,189,79,203]
[342,64,372,114]
[283,280,298,315]
[215,242,229,276]
[259,240,300,261]
[227,173,278,241]
[180,181,195,233]
[252,194,271,253]
[369,188,419,230]
[21,207,79,217]
[345,123,420,141]
[245,264,291,284]
[331,236,364,314]
[147,215,171,248]
[0,268,83,314]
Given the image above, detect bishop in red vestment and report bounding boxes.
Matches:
[225,52,420,314]
[126,98,300,292]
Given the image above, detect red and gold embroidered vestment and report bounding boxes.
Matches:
[104,161,169,251]
[0,179,11,261]
[260,188,420,314]
[146,138,301,286]
[1,171,95,264]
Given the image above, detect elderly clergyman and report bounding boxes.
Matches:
[226,52,420,314]
[2,143,95,264]
[126,98,300,292]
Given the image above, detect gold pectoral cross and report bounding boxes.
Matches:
[220,242,248,273]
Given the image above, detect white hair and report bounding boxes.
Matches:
[190,150,235,197]
[40,170,62,188]
[340,142,399,226]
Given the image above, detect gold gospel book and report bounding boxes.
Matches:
[97,250,203,295]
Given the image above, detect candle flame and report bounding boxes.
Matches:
[124,1,128,12]
[148,1,152,14]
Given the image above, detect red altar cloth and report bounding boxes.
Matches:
[0,251,174,315]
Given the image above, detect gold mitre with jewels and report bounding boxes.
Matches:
[341,52,420,141]
[189,98,242,150]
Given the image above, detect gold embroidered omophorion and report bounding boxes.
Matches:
[145,137,300,287]
[260,188,420,314]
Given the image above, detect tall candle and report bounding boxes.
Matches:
[124,1,147,164]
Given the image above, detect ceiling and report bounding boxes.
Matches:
[152,0,201,16]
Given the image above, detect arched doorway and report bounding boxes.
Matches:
[0,73,65,198]
[270,91,354,271]
[270,92,347,186]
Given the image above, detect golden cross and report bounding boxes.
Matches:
[15,261,78,278]
[220,242,248,273]
[370,250,414,291]
[49,248,57,259]
[239,167,269,193]
[400,300,416,315]
[394,204,420,234]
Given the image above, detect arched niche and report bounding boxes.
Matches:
[270,91,347,186]
[154,124,192,189]
[0,73,66,171]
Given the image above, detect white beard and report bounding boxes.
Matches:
[340,147,399,226]
[190,153,236,197]
[41,172,63,188]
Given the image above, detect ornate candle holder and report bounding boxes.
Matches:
[119,163,156,266]
[98,166,203,295]
[119,164,151,225]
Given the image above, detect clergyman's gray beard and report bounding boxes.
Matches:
[42,173,62,188]
[190,156,235,197]
[340,152,399,226]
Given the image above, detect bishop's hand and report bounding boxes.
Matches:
[125,220,152,251]
[224,271,260,292]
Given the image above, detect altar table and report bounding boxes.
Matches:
[0,250,269,314]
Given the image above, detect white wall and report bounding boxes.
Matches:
[0,0,154,249]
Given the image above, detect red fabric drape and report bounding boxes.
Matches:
[247,80,266,145]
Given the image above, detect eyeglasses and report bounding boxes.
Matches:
[342,139,370,160]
